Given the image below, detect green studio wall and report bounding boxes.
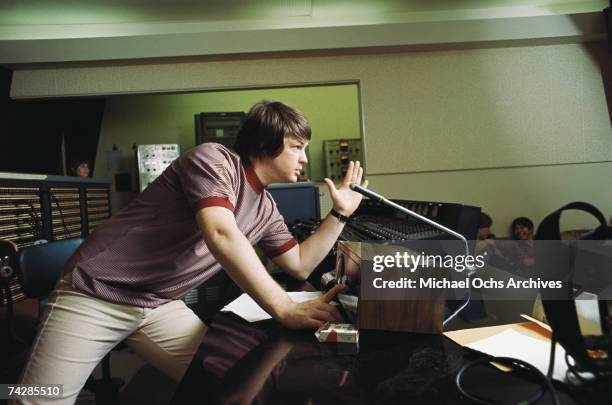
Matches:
[97,84,361,210]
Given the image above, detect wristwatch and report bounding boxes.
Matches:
[329,208,350,223]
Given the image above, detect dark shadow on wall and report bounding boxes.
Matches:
[584,41,612,126]
[581,9,612,126]
[0,67,105,176]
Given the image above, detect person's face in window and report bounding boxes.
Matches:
[75,163,90,178]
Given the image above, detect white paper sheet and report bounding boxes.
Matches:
[465,328,569,381]
[222,291,323,323]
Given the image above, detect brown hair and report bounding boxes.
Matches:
[233,101,311,163]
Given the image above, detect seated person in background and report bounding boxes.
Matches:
[475,212,498,254]
[477,212,495,240]
[475,213,535,273]
[509,216,535,270]
[475,212,507,267]
[511,217,534,241]
[453,212,496,321]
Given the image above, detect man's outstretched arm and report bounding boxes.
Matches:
[272,161,368,280]
[196,206,344,329]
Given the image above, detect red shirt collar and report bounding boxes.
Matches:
[244,164,265,194]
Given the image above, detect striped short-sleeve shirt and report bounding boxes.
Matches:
[68,143,297,308]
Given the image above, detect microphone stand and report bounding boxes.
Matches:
[349,183,475,327]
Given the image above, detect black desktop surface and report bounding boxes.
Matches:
[172,311,596,405]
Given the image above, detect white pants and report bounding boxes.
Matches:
[13,272,207,405]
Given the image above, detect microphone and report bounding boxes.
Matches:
[350,183,474,264]
[349,183,384,203]
[349,183,475,326]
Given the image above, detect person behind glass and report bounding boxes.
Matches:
[15,101,367,405]
[69,158,90,178]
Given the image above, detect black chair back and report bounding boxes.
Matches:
[17,238,83,299]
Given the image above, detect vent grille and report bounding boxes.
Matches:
[0,187,43,246]
[0,178,111,305]
[50,187,82,240]
[86,188,111,233]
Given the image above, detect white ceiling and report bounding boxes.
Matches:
[0,0,605,26]
[0,0,607,64]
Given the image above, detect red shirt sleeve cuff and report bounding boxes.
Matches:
[195,196,235,212]
[263,238,298,259]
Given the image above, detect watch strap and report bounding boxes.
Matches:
[330,208,350,223]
